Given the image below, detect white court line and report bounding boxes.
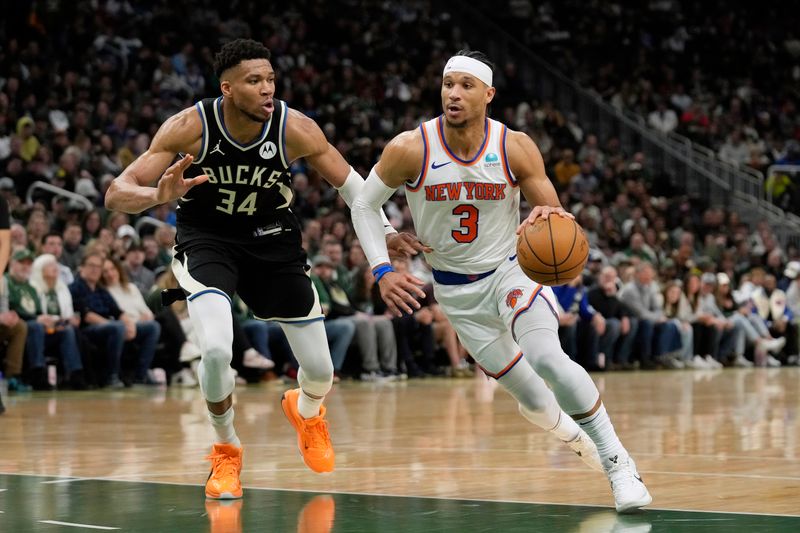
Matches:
[41,478,88,485]
[39,520,119,530]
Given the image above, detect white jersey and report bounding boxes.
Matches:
[405,116,519,274]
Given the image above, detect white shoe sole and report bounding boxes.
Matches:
[616,489,652,513]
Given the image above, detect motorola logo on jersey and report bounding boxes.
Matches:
[259,141,278,160]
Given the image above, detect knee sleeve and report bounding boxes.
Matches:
[188,290,235,403]
[281,320,333,397]
[497,360,560,429]
[517,322,600,415]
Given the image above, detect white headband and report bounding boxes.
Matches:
[443,56,493,87]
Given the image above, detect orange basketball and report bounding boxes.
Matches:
[516,215,589,286]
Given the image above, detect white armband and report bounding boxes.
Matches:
[351,167,398,269]
[336,166,396,235]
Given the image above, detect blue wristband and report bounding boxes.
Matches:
[372,264,395,283]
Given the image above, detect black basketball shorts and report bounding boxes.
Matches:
[172,237,323,323]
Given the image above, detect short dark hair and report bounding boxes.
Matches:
[214,39,272,78]
[43,232,63,243]
[454,49,495,76]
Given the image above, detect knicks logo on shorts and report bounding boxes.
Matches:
[505,288,524,309]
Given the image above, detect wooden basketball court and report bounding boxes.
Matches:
[1,368,799,531]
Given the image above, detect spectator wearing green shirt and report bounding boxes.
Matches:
[6,249,84,390]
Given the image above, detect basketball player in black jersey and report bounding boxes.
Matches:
[106,39,426,499]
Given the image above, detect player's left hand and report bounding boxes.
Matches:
[515,205,574,235]
[386,232,433,259]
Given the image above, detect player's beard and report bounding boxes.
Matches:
[241,107,268,123]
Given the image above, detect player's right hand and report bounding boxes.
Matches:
[378,272,427,317]
[156,154,209,203]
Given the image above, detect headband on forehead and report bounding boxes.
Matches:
[443,55,493,87]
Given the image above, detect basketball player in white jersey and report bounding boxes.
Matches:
[351,50,652,512]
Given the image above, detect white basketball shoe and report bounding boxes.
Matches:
[605,454,652,513]
[565,429,603,472]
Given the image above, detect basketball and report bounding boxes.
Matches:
[516,216,589,286]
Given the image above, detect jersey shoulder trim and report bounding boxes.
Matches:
[277,100,289,169]
[499,123,518,187]
[193,101,211,164]
[405,122,430,191]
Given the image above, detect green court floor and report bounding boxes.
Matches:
[1,474,798,532]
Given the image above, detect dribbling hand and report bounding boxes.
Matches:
[515,205,574,235]
[378,271,427,317]
[156,154,209,204]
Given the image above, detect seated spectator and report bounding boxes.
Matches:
[61,221,85,273]
[752,274,798,364]
[40,232,74,285]
[697,273,746,367]
[312,254,397,380]
[101,257,161,384]
[618,262,682,369]
[0,271,29,392]
[552,275,606,370]
[587,266,639,370]
[231,295,279,371]
[662,280,704,369]
[6,249,84,389]
[123,243,155,295]
[716,273,783,366]
[69,252,127,388]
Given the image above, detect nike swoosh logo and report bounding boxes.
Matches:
[431,161,452,169]
[635,474,643,483]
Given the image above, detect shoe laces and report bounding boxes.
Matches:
[303,417,331,451]
[206,450,240,479]
[608,458,637,491]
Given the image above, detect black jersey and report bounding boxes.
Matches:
[177,97,297,243]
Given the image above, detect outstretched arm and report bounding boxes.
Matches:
[105,107,208,214]
[352,131,428,316]
[507,130,573,235]
[285,108,429,258]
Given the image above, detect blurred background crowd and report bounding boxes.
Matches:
[1,1,798,395]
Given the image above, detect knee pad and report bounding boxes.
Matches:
[188,290,235,402]
[282,321,333,397]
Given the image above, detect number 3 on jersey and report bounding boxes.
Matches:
[451,204,479,243]
[217,188,258,215]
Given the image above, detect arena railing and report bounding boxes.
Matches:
[25,181,95,211]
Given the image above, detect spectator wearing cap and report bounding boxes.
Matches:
[124,243,155,295]
[1,195,30,397]
[0,177,16,198]
[311,254,397,380]
[752,274,798,364]
[697,272,746,367]
[75,177,101,205]
[6,249,84,389]
[69,252,127,388]
[716,272,784,366]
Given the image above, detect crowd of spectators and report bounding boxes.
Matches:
[1,2,799,397]
[488,0,800,212]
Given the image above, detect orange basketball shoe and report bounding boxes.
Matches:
[281,388,335,473]
[205,443,243,499]
[297,495,336,533]
[205,499,243,533]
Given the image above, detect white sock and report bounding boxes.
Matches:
[576,404,627,468]
[208,407,241,447]
[550,410,581,442]
[298,389,323,419]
